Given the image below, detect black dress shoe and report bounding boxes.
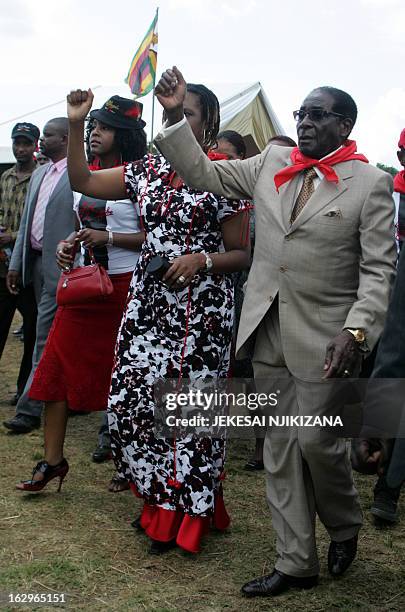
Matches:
[241,570,318,597]
[3,414,40,434]
[371,476,400,524]
[328,535,358,576]
[149,539,177,555]
[131,516,143,532]
[92,444,112,463]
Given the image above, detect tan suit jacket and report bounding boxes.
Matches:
[155,122,397,380]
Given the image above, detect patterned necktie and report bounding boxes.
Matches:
[290,167,318,224]
[31,164,57,247]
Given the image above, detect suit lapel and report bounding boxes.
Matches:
[47,169,69,204]
[280,175,300,231]
[289,161,353,232]
[275,152,301,232]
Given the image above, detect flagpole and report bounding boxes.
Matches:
[150,85,156,152]
[149,7,159,152]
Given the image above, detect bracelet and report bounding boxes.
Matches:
[107,231,114,247]
[202,253,213,272]
[198,253,206,270]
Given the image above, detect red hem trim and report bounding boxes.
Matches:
[130,485,230,553]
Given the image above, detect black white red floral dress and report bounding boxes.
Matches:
[108,154,249,552]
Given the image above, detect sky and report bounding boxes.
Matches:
[0,0,404,167]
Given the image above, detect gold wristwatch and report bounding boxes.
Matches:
[345,328,368,351]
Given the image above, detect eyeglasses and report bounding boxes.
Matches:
[293,109,345,123]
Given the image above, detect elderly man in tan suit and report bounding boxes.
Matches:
[154,68,396,597]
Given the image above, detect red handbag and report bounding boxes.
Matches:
[56,243,114,306]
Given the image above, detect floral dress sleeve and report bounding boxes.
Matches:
[216,198,253,251]
[123,158,147,203]
[216,197,253,224]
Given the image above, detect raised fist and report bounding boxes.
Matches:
[67,88,94,122]
[155,66,186,115]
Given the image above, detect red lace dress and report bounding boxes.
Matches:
[29,193,140,411]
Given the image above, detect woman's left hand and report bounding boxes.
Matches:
[77,228,108,248]
[163,253,205,288]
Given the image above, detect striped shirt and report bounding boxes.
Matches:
[30,158,67,250]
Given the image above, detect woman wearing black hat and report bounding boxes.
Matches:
[55,85,251,555]
[16,96,147,493]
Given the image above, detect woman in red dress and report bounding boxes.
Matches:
[16,96,147,493]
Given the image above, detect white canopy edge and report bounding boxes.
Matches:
[0,146,14,164]
[220,81,283,134]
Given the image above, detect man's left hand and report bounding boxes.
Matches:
[351,438,393,475]
[323,330,361,378]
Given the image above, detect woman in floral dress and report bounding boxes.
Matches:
[66,84,251,554]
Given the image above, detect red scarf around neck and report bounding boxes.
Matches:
[273,139,368,192]
[207,150,230,161]
[394,170,405,195]
[88,157,122,171]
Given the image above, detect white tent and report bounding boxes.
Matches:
[219,82,284,155]
[0,146,14,164]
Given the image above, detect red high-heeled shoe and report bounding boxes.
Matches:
[16,459,69,492]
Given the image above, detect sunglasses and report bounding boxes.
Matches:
[293,109,345,123]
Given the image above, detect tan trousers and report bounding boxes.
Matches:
[253,301,363,577]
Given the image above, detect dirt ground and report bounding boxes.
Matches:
[0,319,404,611]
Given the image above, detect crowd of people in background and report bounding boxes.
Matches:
[0,69,404,598]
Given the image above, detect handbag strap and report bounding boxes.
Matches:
[86,245,96,265]
[69,239,96,266]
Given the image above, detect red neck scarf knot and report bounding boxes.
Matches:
[274,139,368,192]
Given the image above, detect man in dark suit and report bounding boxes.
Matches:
[352,244,405,522]
[4,117,76,433]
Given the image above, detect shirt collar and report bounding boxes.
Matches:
[8,162,38,179]
[315,145,343,180]
[320,145,343,161]
[48,157,67,173]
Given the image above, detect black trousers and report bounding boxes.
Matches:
[0,277,37,395]
[371,246,405,487]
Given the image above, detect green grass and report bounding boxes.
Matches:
[1,317,404,611]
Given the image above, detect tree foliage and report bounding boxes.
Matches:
[377,163,399,177]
